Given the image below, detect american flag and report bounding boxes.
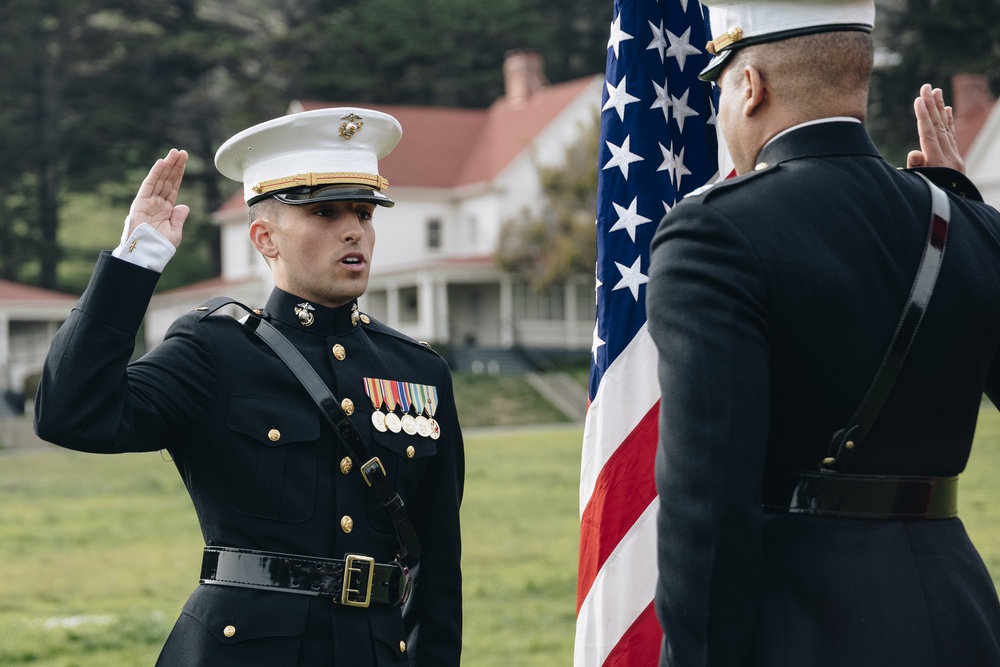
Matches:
[576,1,722,664]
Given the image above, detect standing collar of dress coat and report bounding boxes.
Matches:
[755,118,881,168]
[263,287,362,337]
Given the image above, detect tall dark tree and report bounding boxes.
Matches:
[869,0,1000,165]
[0,0,218,289]
[283,0,608,107]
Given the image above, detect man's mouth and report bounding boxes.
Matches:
[341,254,366,270]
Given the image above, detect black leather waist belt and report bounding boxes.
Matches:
[200,547,410,608]
[761,471,958,519]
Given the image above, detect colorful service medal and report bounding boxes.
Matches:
[426,385,440,440]
[364,378,387,432]
[381,379,402,433]
[398,381,418,435]
[411,383,431,438]
[415,413,431,438]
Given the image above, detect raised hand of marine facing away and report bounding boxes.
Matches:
[906,83,964,173]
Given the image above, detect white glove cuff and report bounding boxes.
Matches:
[111,217,176,273]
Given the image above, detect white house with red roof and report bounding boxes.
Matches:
[148,52,603,371]
[0,279,76,413]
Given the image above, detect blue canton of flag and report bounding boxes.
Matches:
[590,0,718,397]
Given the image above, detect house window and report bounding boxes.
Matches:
[427,218,442,249]
[363,289,388,322]
[467,215,478,248]
[399,286,419,323]
[512,282,565,321]
[9,321,57,363]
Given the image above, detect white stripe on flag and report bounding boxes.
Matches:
[580,324,660,515]
[574,499,659,666]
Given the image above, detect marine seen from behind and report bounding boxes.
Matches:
[647,1,1000,665]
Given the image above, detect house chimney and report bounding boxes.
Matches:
[952,73,996,157]
[503,50,547,105]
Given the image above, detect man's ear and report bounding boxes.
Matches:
[743,65,766,117]
[249,219,278,259]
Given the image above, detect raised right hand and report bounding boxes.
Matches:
[126,149,190,248]
[906,84,964,173]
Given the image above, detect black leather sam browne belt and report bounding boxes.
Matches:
[763,173,956,520]
[200,547,411,607]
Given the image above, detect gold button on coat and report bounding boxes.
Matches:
[267,429,280,442]
[223,625,236,638]
[340,515,354,533]
[360,314,371,325]
[341,398,354,415]
[332,344,346,361]
[400,640,407,653]
[340,457,353,474]
[406,445,415,459]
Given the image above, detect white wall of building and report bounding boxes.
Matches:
[967,101,1000,211]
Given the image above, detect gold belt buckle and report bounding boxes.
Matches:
[342,554,375,607]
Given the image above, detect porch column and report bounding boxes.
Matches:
[386,283,400,329]
[499,275,514,347]
[0,312,8,392]
[434,279,450,344]
[417,272,435,341]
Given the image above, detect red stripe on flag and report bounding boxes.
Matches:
[604,601,662,667]
[577,401,660,609]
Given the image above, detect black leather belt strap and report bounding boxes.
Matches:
[762,471,958,519]
[193,299,421,560]
[823,174,951,472]
[200,547,411,607]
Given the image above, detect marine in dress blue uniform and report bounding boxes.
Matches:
[647,2,1000,665]
[34,108,463,666]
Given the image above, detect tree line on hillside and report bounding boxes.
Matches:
[0,0,996,294]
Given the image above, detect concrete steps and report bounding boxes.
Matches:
[526,371,589,423]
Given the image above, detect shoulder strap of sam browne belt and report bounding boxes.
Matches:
[822,173,951,472]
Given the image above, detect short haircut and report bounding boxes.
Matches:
[248,197,283,225]
[726,31,874,118]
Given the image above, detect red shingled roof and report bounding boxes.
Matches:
[296,75,596,189]
[0,279,77,302]
[215,75,598,214]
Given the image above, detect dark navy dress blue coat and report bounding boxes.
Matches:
[35,253,464,666]
[648,121,1000,667]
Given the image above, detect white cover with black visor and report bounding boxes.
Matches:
[214,107,402,207]
[699,0,875,82]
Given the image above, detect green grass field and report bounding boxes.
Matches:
[0,424,581,666]
[3,406,1000,666]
